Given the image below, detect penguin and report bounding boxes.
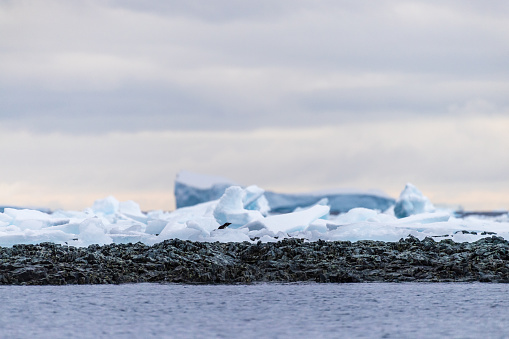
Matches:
[218,222,232,229]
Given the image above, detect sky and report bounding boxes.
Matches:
[0,0,508,211]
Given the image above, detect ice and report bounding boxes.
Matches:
[322,222,414,243]
[243,186,270,215]
[145,220,168,235]
[158,224,203,242]
[209,228,252,242]
[265,190,395,214]
[186,220,211,237]
[174,171,395,213]
[109,221,145,234]
[92,196,120,215]
[0,179,507,247]
[44,222,80,235]
[0,230,74,248]
[1,208,55,231]
[119,200,144,217]
[213,186,265,228]
[305,219,329,233]
[174,170,237,208]
[394,183,435,218]
[78,218,112,246]
[243,204,330,233]
[17,220,46,231]
[110,234,145,244]
[0,205,51,214]
[0,213,12,224]
[330,207,396,225]
[156,200,218,236]
[3,208,52,223]
[394,212,450,225]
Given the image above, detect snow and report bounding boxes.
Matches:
[0,181,507,247]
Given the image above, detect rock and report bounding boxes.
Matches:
[0,237,508,284]
[11,266,48,283]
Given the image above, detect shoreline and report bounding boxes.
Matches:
[1,236,509,285]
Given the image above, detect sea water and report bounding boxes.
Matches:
[0,283,508,338]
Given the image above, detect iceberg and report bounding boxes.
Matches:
[0,205,52,214]
[264,189,395,214]
[394,183,435,218]
[174,171,395,213]
[174,171,237,209]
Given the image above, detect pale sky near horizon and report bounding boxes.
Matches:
[1,0,508,211]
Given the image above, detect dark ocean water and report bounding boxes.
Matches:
[0,283,508,338]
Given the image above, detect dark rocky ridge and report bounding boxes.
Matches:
[1,236,509,285]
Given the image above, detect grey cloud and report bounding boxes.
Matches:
[108,0,290,22]
[0,87,228,133]
[107,0,509,24]
[1,80,508,134]
[1,0,508,134]
[106,0,368,23]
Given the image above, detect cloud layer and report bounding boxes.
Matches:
[0,0,508,210]
[1,0,508,132]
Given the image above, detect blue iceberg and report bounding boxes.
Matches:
[175,171,395,213]
[174,171,238,209]
[394,183,435,218]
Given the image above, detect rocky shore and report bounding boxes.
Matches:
[1,236,509,285]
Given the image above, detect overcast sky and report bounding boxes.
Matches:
[1,0,508,211]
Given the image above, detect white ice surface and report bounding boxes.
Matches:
[0,184,508,247]
[242,204,330,233]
